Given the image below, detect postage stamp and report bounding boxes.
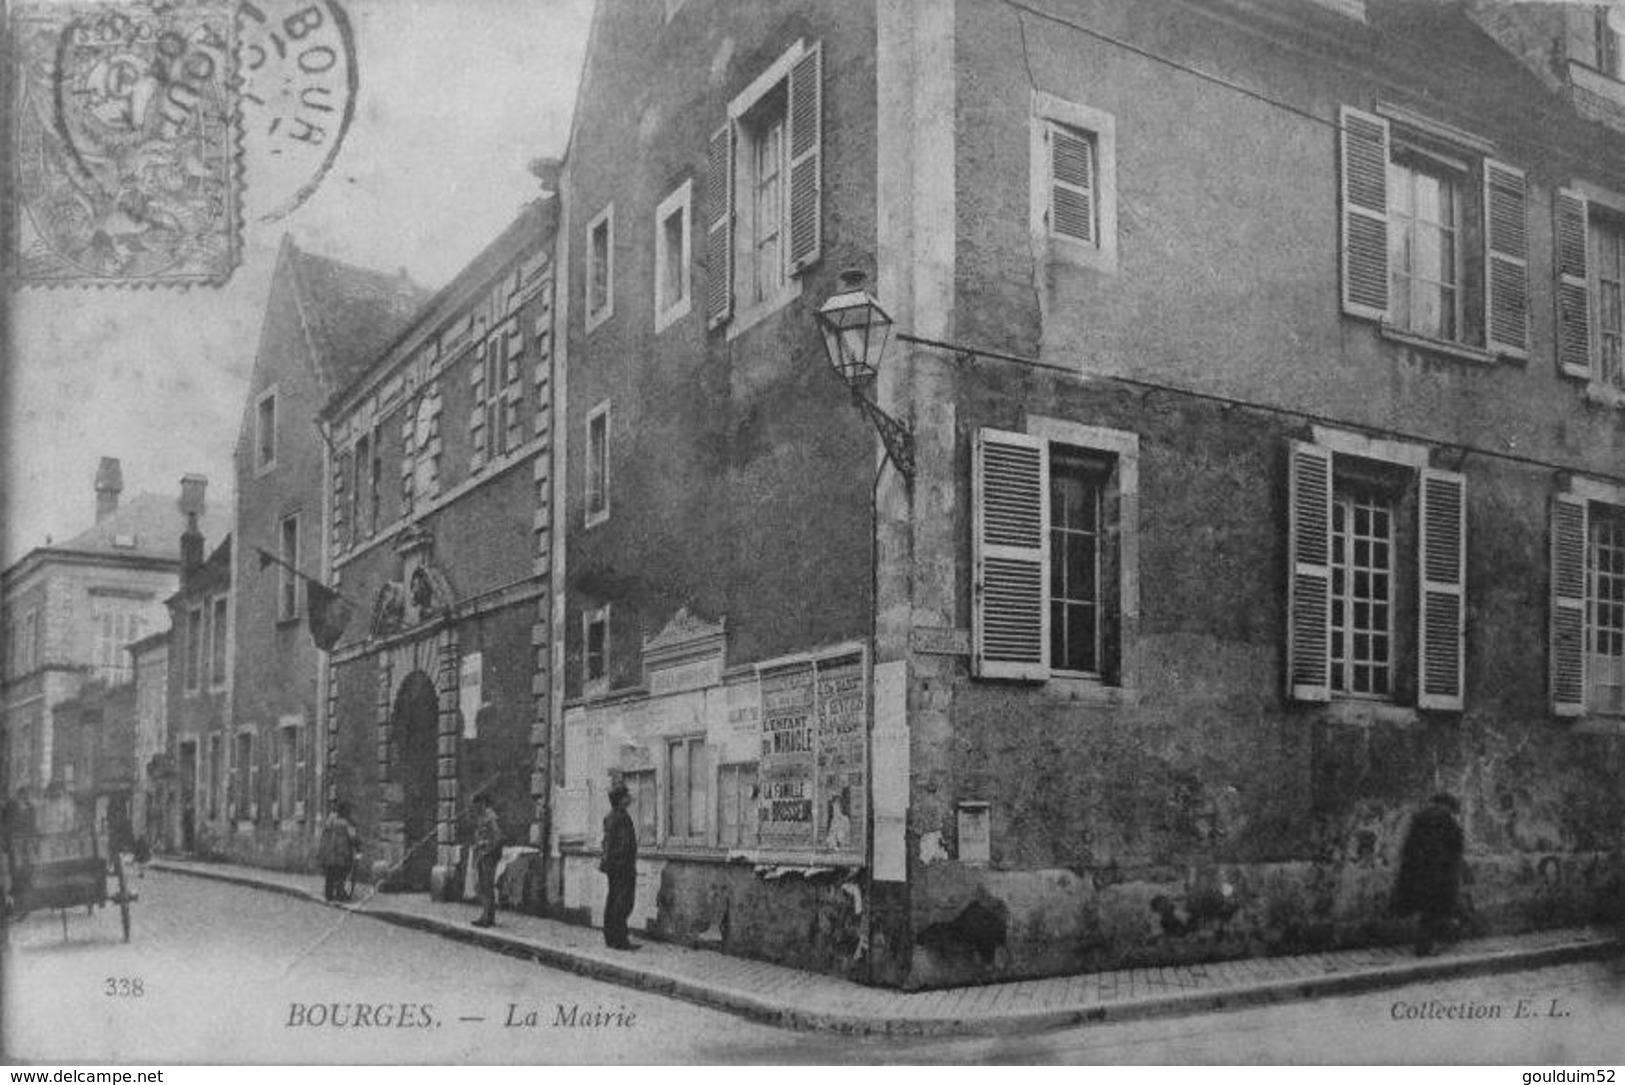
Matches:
[9,0,239,287]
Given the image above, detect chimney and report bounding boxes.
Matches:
[94,457,123,522]
[527,156,563,201]
[178,475,207,578]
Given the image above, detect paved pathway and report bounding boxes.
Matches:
[150,858,1621,1037]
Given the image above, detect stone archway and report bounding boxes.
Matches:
[392,670,439,891]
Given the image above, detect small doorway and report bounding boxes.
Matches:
[178,741,197,853]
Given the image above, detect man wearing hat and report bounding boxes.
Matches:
[470,792,503,928]
[600,781,639,950]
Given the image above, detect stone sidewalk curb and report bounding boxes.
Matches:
[152,859,1623,1038]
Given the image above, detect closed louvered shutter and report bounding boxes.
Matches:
[1418,469,1467,710]
[1047,121,1096,245]
[469,351,487,469]
[973,428,1049,680]
[1287,441,1333,702]
[704,124,734,328]
[787,41,822,274]
[1484,160,1528,357]
[1550,493,1589,716]
[1556,188,1592,379]
[1339,106,1390,321]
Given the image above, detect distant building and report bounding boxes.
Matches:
[219,236,428,870]
[321,198,559,901]
[1,460,220,798]
[166,527,231,858]
[128,628,169,850]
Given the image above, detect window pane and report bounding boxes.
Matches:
[669,742,689,838]
[688,741,708,837]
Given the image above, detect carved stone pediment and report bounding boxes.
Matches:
[642,606,727,695]
[369,525,458,637]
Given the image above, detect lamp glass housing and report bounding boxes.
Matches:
[816,287,893,387]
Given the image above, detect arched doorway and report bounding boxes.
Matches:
[392,671,440,891]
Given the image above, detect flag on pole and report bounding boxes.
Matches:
[255,546,355,652]
[307,580,353,652]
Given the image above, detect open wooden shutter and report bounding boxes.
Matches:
[973,428,1049,680]
[469,353,487,469]
[1418,468,1467,710]
[1550,493,1589,716]
[1484,159,1529,357]
[1287,441,1333,702]
[787,41,822,274]
[1047,120,1096,244]
[333,448,351,551]
[1556,188,1592,379]
[1339,106,1390,322]
[704,123,734,328]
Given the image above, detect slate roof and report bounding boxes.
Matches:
[53,492,227,563]
[284,239,432,391]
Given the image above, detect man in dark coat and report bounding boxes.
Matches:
[1392,792,1465,956]
[318,801,362,902]
[600,781,638,950]
[470,792,502,928]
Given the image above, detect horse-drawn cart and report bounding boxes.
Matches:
[5,797,136,942]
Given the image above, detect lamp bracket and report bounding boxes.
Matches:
[849,388,916,482]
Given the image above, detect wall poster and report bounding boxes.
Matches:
[757,662,817,847]
[814,654,865,854]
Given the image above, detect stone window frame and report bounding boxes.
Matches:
[1287,426,1466,717]
[1029,90,1119,275]
[585,400,611,529]
[254,386,279,475]
[583,603,610,696]
[208,594,229,690]
[971,416,1140,700]
[586,202,615,333]
[1551,474,1625,724]
[664,733,710,846]
[277,510,302,623]
[654,179,693,332]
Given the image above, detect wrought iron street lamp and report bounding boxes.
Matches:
[815,270,915,480]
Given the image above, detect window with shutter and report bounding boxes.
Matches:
[1340,105,1527,360]
[1551,486,1625,718]
[718,39,820,338]
[972,422,1137,685]
[1029,92,1118,273]
[1047,122,1096,245]
[1590,211,1625,393]
[1289,432,1466,711]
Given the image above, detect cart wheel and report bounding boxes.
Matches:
[115,854,131,943]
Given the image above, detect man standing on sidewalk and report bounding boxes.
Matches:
[600,782,638,950]
[471,792,502,929]
[1391,792,1466,957]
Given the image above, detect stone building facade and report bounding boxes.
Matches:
[1,461,219,800]
[321,199,560,902]
[552,0,1625,989]
[223,237,427,870]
